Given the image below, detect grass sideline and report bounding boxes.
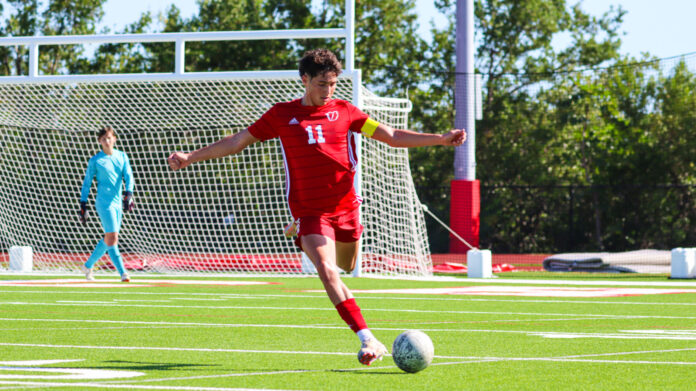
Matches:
[0,273,695,390]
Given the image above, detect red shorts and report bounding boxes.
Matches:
[294,208,363,249]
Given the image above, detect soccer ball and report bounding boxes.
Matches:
[392,330,434,373]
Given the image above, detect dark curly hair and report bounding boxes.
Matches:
[299,49,342,78]
[97,126,116,140]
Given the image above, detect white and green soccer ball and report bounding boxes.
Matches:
[392,330,434,373]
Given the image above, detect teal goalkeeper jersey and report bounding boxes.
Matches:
[81,149,134,210]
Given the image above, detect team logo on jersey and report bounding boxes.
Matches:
[326,111,339,122]
[289,117,299,125]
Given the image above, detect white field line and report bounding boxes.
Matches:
[0,381,302,391]
[111,361,404,385]
[0,315,691,330]
[530,332,696,340]
[3,342,695,364]
[447,297,696,306]
[556,358,696,365]
[0,364,395,388]
[0,318,347,329]
[435,347,696,361]
[0,326,216,331]
[474,357,696,365]
[1,289,695,306]
[7,326,696,341]
[0,317,619,332]
[218,294,696,306]
[456,317,617,323]
[171,298,230,301]
[559,347,696,358]
[59,300,177,303]
[57,299,228,303]
[430,347,696,367]
[1,301,695,320]
[456,278,696,287]
[107,369,329,384]
[624,329,696,335]
[2,275,695,286]
[2,343,695,389]
[0,345,693,388]
[0,290,278,297]
[0,343,355,356]
[4,318,696,340]
[429,358,696,366]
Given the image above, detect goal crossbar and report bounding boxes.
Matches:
[0,1,433,278]
[0,77,432,277]
[0,0,357,78]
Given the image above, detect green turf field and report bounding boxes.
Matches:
[0,273,695,390]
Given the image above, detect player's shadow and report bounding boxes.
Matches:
[97,360,218,371]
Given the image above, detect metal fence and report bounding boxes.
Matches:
[419,184,696,254]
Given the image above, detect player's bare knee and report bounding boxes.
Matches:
[315,261,336,276]
[315,261,340,281]
[337,260,355,273]
[335,241,358,273]
[104,233,118,246]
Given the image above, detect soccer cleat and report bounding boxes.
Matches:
[80,264,95,281]
[121,273,130,283]
[357,339,388,366]
[283,220,298,238]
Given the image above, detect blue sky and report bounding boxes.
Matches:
[5,0,694,60]
[98,0,696,60]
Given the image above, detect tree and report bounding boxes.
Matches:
[0,0,41,76]
[0,0,106,76]
[408,0,631,252]
[3,0,693,253]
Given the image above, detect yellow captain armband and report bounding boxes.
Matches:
[360,118,380,138]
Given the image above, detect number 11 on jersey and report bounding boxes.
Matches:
[305,125,326,144]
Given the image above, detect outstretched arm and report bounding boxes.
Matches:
[79,158,95,225]
[168,129,260,171]
[369,124,466,148]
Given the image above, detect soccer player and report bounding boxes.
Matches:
[79,126,135,282]
[167,49,465,365]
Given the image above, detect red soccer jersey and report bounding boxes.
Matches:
[248,98,371,218]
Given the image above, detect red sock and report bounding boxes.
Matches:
[335,298,368,333]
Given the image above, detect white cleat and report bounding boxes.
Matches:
[80,265,95,281]
[121,273,130,283]
[357,339,388,366]
[283,220,298,238]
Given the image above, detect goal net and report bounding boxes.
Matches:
[0,76,432,277]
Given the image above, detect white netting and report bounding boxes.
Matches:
[0,77,431,276]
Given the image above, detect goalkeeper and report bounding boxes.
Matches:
[79,126,135,282]
[167,49,465,365]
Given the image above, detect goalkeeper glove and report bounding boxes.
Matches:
[123,191,134,212]
[79,201,88,225]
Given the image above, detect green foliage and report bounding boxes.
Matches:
[0,0,106,76]
[1,0,695,254]
[0,1,38,75]
[429,0,695,253]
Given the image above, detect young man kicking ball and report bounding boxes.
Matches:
[167,49,466,365]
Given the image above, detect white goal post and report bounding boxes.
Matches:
[0,3,433,277]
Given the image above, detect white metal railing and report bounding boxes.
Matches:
[0,0,356,82]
